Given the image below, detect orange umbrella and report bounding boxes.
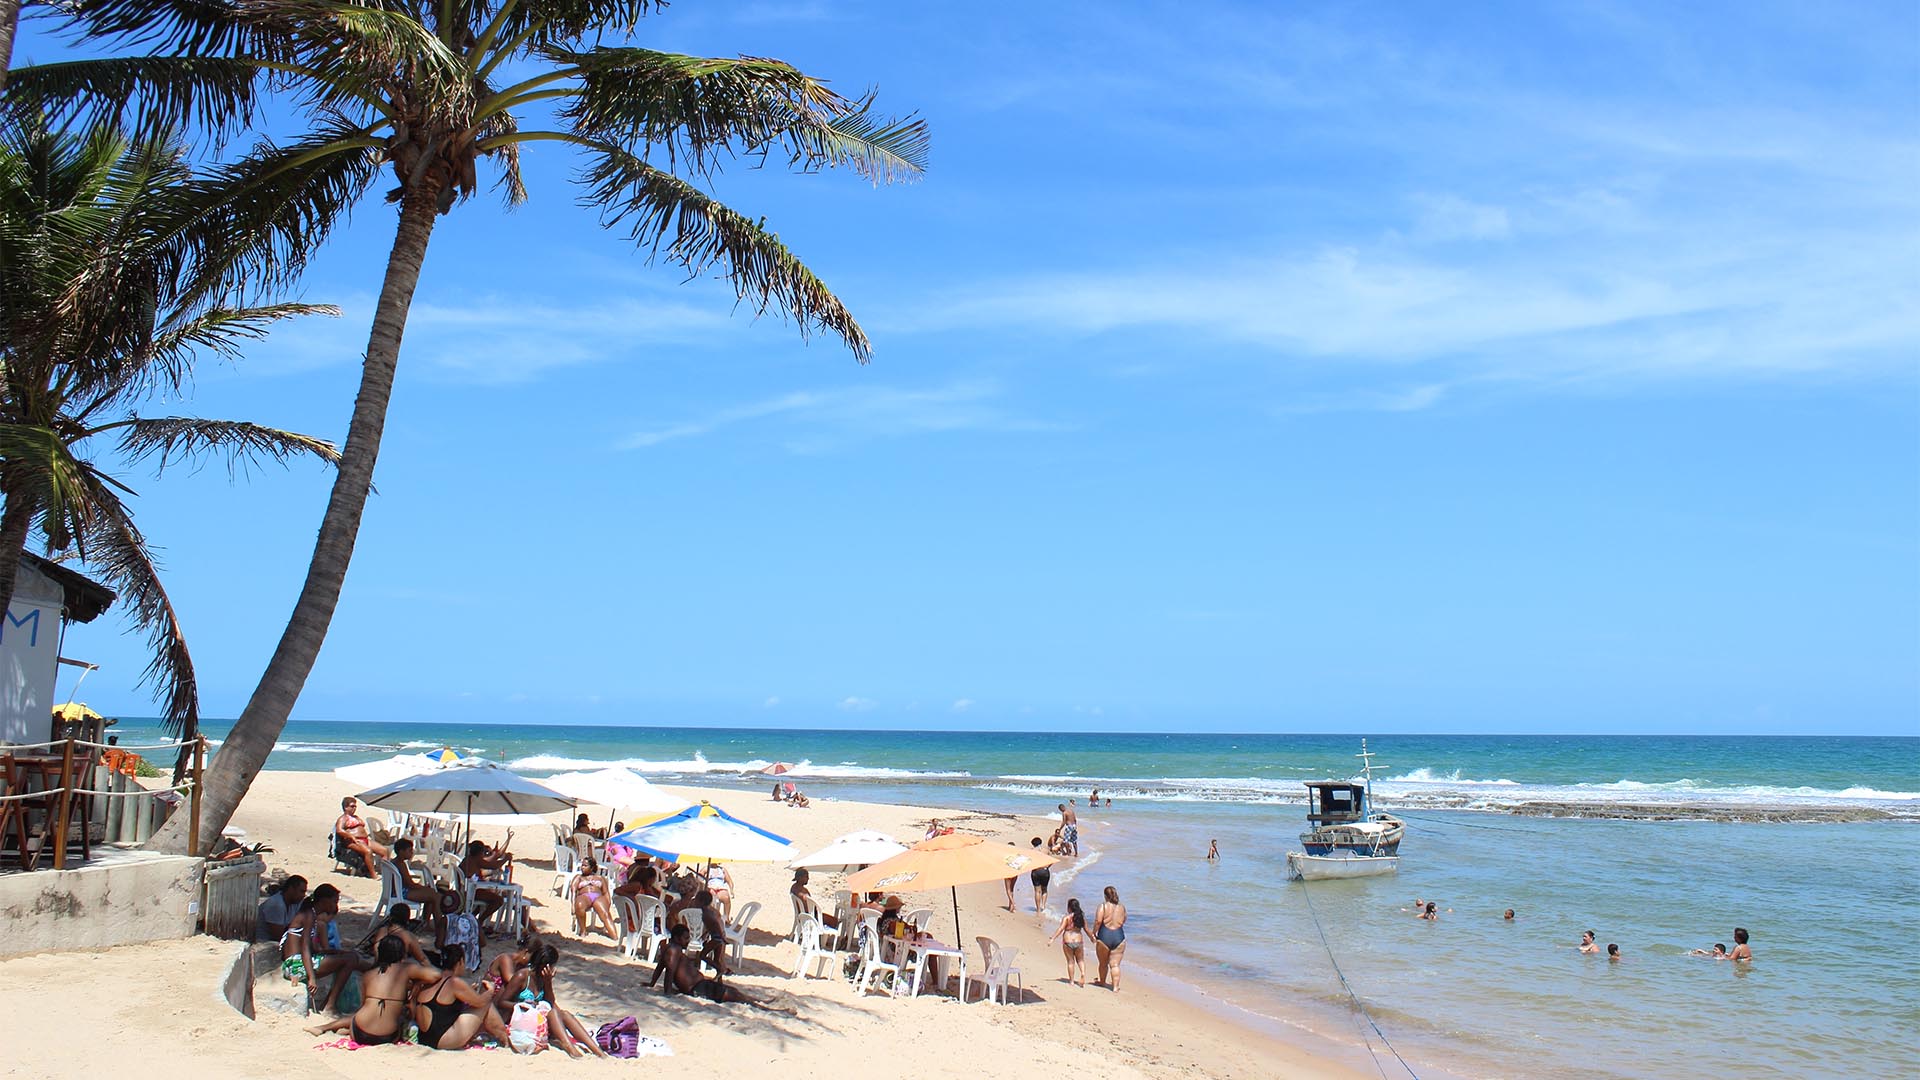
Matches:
[761,762,795,775]
[847,834,1056,943]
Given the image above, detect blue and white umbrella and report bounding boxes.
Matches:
[605,801,794,864]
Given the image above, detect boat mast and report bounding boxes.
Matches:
[1356,739,1385,813]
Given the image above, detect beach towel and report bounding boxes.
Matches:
[443,911,483,971]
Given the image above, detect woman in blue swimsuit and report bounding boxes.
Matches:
[1093,885,1128,991]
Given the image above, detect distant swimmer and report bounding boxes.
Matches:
[1691,944,1729,958]
[1504,908,1516,921]
[1729,927,1752,962]
[1418,902,1439,921]
[1091,788,1100,805]
[1206,839,1219,862]
[1580,930,1600,954]
[1607,943,1622,961]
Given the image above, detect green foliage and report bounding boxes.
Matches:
[133,756,164,778]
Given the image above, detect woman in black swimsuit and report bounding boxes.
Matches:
[414,946,513,1050]
[306,935,441,1044]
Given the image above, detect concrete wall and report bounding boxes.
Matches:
[215,941,255,1019]
[0,850,204,957]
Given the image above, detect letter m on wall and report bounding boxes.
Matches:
[2,608,41,648]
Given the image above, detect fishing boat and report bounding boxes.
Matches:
[1286,740,1403,881]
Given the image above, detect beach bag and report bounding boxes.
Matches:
[508,1001,550,1054]
[595,1015,640,1058]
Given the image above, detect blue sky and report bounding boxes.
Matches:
[21,1,1919,734]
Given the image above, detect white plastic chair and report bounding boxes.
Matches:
[789,893,814,940]
[971,936,1024,1004]
[678,906,707,952]
[551,825,578,880]
[615,895,665,963]
[372,858,404,920]
[852,912,900,996]
[904,907,934,934]
[790,914,838,979]
[723,900,761,966]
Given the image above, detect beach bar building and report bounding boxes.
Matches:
[0,552,114,745]
[1,554,207,959]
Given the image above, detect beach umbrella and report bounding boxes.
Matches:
[605,801,794,864]
[543,767,684,829]
[760,762,795,775]
[333,752,440,789]
[426,747,463,765]
[51,702,104,723]
[846,833,1056,943]
[356,762,575,844]
[789,829,909,874]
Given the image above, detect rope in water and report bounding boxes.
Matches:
[1297,878,1421,1080]
[1395,810,1539,834]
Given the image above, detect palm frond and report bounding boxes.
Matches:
[112,415,342,478]
[577,141,869,358]
[175,128,381,307]
[549,47,927,183]
[3,56,266,144]
[58,469,199,738]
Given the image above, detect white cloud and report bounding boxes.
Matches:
[763,696,781,708]
[1409,194,1511,241]
[619,379,1061,451]
[838,696,877,712]
[950,698,975,712]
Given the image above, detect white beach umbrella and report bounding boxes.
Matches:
[333,753,439,789]
[542,767,684,824]
[788,829,908,873]
[356,763,575,839]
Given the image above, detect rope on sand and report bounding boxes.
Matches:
[1297,879,1420,1079]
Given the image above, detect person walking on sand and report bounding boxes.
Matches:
[1048,898,1089,987]
[1093,885,1128,990]
[1029,837,1051,913]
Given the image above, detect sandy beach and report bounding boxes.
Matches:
[1,770,1370,1079]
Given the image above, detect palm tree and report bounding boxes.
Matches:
[14,0,926,851]
[0,116,347,752]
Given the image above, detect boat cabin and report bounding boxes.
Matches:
[1303,781,1369,824]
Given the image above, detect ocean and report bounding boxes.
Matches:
[115,720,1919,1079]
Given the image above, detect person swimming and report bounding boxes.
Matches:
[1607,943,1621,961]
[1691,943,1730,958]
[1503,908,1516,921]
[1418,901,1439,921]
[1579,930,1600,954]
[1729,927,1752,962]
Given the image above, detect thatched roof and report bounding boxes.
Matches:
[19,553,115,623]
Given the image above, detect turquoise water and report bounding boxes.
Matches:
[115,720,1920,1078]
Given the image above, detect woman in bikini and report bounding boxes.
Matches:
[1092,885,1128,990]
[413,944,513,1050]
[705,861,735,920]
[1047,897,1089,987]
[615,861,662,902]
[306,935,441,1044]
[571,857,617,939]
[502,942,609,1057]
[279,883,360,1012]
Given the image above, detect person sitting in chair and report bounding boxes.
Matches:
[460,840,514,925]
[335,797,389,877]
[390,839,455,931]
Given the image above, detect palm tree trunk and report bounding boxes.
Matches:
[149,187,442,854]
[0,0,18,88]
[0,486,36,629]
